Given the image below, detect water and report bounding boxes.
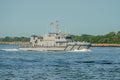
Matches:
[0,45,120,80]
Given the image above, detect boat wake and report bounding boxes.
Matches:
[69,49,91,52]
[1,49,19,51]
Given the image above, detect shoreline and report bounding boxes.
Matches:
[91,44,120,47]
[0,42,120,47]
[0,42,28,45]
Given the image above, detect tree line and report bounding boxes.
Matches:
[0,36,30,42]
[72,31,120,44]
[0,31,120,44]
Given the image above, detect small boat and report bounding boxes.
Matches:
[19,23,91,51]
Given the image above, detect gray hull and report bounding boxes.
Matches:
[19,45,90,51]
[19,47,65,51]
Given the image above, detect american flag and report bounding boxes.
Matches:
[50,22,54,26]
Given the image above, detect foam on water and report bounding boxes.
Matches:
[68,49,91,52]
[1,49,19,51]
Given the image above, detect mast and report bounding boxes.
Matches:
[50,20,61,33]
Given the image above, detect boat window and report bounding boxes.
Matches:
[35,40,37,43]
[56,37,60,39]
[66,37,72,39]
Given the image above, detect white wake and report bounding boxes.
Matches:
[69,49,91,52]
[1,49,19,51]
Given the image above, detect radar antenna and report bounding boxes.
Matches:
[50,20,61,33]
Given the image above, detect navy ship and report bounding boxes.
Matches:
[19,23,91,51]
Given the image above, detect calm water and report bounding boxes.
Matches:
[0,45,120,80]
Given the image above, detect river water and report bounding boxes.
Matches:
[0,44,120,80]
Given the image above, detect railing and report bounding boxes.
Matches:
[19,44,65,48]
[67,42,91,45]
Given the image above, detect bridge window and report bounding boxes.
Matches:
[66,37,72,39]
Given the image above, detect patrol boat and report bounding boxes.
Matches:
[19,26,91,51]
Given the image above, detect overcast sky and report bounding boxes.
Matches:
[0,0,120,37]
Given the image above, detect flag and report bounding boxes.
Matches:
[50,22,54,26]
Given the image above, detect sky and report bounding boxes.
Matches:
[0,0,120,37]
